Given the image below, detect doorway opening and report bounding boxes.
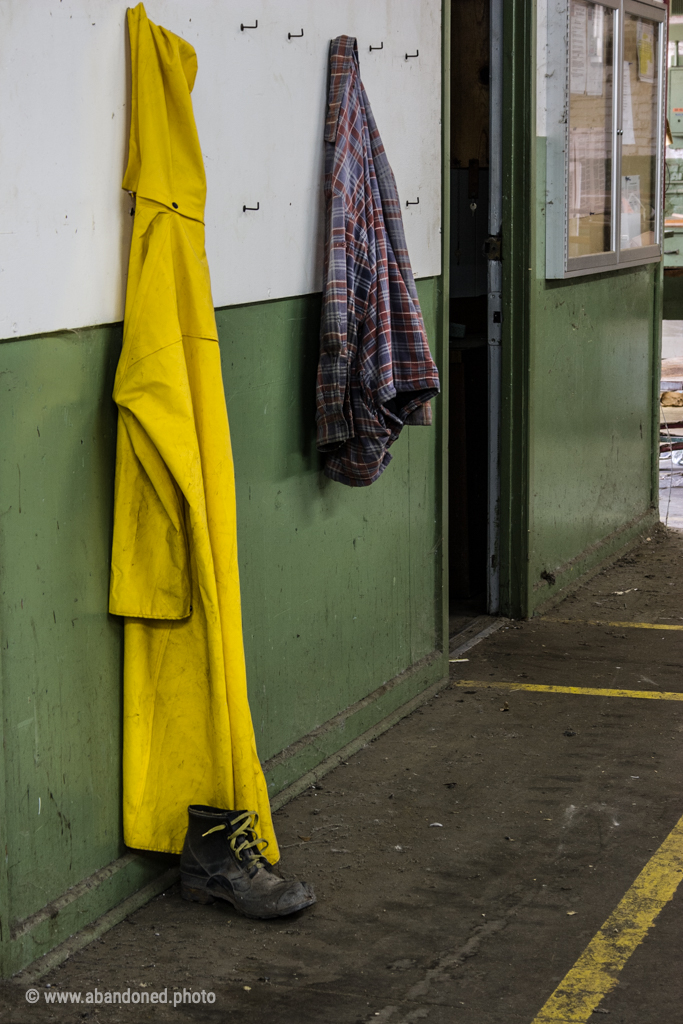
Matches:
[448,0,499,636]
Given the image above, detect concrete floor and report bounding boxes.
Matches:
[2,528,683,1023]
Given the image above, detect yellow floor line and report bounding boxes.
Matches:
[454,681,683,701]
[529,812,683,1023]
[541,618,683,631]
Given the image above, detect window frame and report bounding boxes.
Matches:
[545,0,667,279]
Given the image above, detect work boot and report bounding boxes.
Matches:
[179,805,316,919]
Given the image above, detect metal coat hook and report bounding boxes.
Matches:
[369,42,383,51]
[240,20,257,30]
[406,197,420,207]
[405,50,419,59]
[288,28,304,39]
[243,202,260,212]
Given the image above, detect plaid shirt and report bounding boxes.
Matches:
[316,35,440,487]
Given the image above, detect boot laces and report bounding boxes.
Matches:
[202,811,269,863]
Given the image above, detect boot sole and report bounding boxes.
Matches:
[180,881,316,919]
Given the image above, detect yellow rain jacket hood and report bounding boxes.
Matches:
[110,3,277,859]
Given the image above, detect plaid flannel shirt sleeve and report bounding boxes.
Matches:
[315,41,360,452]
[316,187,350,451]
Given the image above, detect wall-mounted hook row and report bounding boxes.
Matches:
[240,20,257,31]
[288,29,304,39]
[406,197,420,207]
[405,50,419,60]
[369,42,383,52]
[243,202,260,212]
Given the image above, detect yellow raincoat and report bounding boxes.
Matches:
[110,3,278,861]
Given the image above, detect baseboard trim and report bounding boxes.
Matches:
[270,659,450,812]
[263,651,447,800]
[11,854,139,941]
[4,851,174,980]
[268,618,505,811]
[11,867,178,986]
[530,508,659,617]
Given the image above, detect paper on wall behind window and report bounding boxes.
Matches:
[637,19,655,84]
[622,61,636,145]
[570,127,608,217]
[570,0,588,95]
[621,174,642,246]
[587,4,604,97]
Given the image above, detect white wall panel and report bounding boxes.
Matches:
[0,0,441,340]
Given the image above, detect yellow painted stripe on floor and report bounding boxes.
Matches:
[454,681,683,701]
[541,618,683,631]
[529,812,683,1023]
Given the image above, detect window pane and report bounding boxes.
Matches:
[568,1,614,259]
[620,14,660,250]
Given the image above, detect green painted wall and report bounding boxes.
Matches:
[0,278,444,976]
[527,253,659,610]
[0,327,122,904]
[0,326,171,975]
